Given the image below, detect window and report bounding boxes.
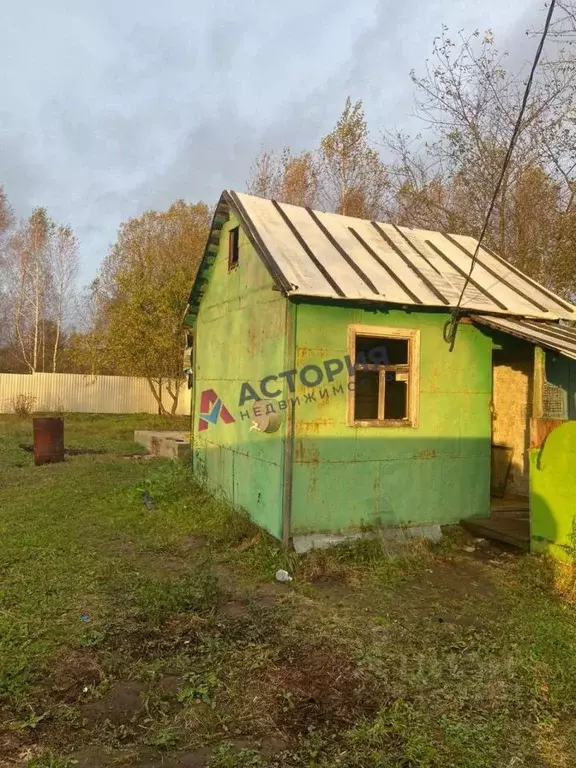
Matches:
[347,325,419,427]
[228,226,240,270]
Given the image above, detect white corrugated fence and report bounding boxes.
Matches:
[0,373,191,415]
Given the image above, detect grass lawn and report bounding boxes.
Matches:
[2,415,576,767]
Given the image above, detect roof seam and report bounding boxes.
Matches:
[371,222,451,306]
[442,234,549,313]
[481,244,574,313]
[392,225,443,277]
[424,239,508,311]
[347,227,424,304]
[306,207,380,295]
[272,200,346,298]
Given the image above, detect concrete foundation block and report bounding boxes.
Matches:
[134,431,190,461]
[292,524,442,555]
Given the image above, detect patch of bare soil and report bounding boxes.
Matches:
[219,599,247,618]
[250,591,277,608]
[136,552,197,577]
[82,681,146,726]
[46,649,106,703]
[176,747,214,767]
[134,751,184,768]
[217,585,281,617]
[210,563,238,594]
[70,745,130,767]
[157,673,182,695]
[177,535,208,553]
[394,555,511,628]
[77,748,180,768]
[267,645,382,735]
[312,578,361,603]
[69,740,288,768]
[259,736,290,758]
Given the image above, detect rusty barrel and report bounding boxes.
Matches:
[33,417,65,465]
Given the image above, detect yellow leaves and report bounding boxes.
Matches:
[248,97,389,220]
[248,148,318,207]
[79,201,211,379]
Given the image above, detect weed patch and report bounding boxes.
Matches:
[129,568,219,627]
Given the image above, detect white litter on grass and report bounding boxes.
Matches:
[463,546,476,553]
[275,569,293,583]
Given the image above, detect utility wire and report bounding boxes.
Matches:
[443,0,557,350]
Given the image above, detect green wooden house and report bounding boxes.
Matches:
[184,191,576,550]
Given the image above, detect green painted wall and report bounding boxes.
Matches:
[193,229,494,538]
[290,304,493,534]
[192,216,287,539]
[530,421,576,561]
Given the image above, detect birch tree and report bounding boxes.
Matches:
[4,208,78,372]
[9,208,51,373]
[48,225,79,372]
[0,186,15,356]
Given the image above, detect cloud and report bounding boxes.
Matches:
[0,0,536,283]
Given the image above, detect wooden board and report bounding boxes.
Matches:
[530,418,564,448]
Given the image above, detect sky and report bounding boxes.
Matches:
[0,0,546,284]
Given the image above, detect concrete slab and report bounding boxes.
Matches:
[292,524,442,554]
[292,532,370,554]
[134,431,190,461]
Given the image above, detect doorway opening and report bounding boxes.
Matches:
[491,340,534,499]
[464,338,533,548]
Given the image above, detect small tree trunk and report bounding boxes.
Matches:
[145,377,169,416]
[166,379,183,416]
[33,273,40,373]
[52,317,60,372]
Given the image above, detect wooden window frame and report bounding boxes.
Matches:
[346,324,420,428]
[228,226,240,270]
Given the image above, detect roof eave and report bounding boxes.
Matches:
[183,190,291,328]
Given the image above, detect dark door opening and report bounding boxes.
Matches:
[491,342,534,498]
[463,339,533,549]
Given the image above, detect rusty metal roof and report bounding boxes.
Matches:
[471,315,576,360]
[228,191,575,320]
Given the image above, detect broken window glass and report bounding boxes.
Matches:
[352,334,410,423]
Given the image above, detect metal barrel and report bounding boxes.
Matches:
[33,417,65,465]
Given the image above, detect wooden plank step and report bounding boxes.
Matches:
[461,517,530,550]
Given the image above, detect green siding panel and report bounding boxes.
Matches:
[192,215,286,540]
[291,304,492,534]
[530,421,576,561]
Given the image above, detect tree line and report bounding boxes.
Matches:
[1,9,575,414]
